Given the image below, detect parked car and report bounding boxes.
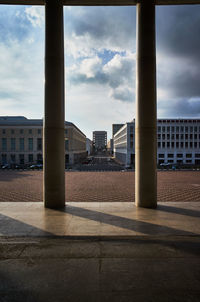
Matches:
[1,164,10,169]
[29,164,43,170]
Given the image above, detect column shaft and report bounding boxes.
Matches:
[135,0,157,208]
[44,0,65,208]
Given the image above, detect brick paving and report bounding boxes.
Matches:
[0,170,200,202]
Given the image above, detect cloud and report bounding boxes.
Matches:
[68,53,135,102]
[158,98,200,118]
[156,4,200,112]
[25,6,44,28]
[64,6,136,58]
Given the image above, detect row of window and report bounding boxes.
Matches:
[157,126,200,133]
[158,134,200,140]
[1,138,42,152]
[1,129,42,135]
[158,141,200,148]
[1,153,42,165]
[158,153,200,158]
[1,129,69,135]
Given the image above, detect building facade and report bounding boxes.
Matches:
[92,131,107,150]
[114,119,200,166]
[0,116,87,166]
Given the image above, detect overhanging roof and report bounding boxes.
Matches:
[0,0,200,6]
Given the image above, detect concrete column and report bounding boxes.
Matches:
[135,0,157,208]
[44,0,65,208]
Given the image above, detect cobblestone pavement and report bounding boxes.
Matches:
[0,170,200,202]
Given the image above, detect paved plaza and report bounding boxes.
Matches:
[1,171,200,301]
[0,170,200,203]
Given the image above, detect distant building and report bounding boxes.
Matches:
[112,124,124,138]
[113,119,200,166]
[107,139,113,155]
[86,138,93,156]
[0,116,87,166]
[93,131,107,150]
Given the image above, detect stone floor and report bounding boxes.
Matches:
[0,202,200,301]
[0,170,200,203]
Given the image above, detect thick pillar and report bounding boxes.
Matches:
[135,0,157,208]
[44,0,65,208]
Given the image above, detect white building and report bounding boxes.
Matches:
[114,119,200,166]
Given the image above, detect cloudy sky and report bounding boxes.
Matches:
[0,5,200,139]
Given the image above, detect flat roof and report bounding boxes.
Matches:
[0,0,200,6]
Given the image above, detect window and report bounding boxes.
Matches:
[19,154,24,165]
[177,154,183,158]
[171,142,174,148]
[65,140,69,151]
[11,129,15,134]
[171,126,174,132]
[190,134,193,139]
[37,138,42,151]
[176,126,179,132]
[38,129,41,134]
[190,142,193,148]
[159,154,165,158]
[168,154,174,158]
[185,127,188,132]
[2,138,7,151]
[162,127,165,132]
[185,134,188,139]
[168,160,173,163]
[158,126,161,133]
[171,134,174,140]
[167,142,170,148]
[162,134,165,140]
[29,129,32,134]
[37,153,42,163]
[2,129,6,134]
[190,126,193,132]
[186,154,192,158]
[28,154,33,163]
[194,134,197,139]
[180,142,184,148]
[20,129,24,134]
[11,154,16,163]
[195,154,200,158]
[11,138,16,151]
[194,126,197,132]
[2,154,7,164]
[186,160,192,163]
[176,134,179,140]
[194,142,197,148]
[177,160,183,164]
[167,127,170,132]
[181,134,184,140]
[176,142,179,148]
[180,126,184,132]
[158,142,161,148]
[158,134,161,139]
[185,142,188,148]
[28,138,33,151]
[19,138,24,151]
[162,142,165,148]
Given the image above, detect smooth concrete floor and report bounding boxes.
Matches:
[0,202,200,302]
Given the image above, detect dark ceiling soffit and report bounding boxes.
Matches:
[0,0,200,5]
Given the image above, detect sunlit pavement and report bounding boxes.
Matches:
[0,201,200,301]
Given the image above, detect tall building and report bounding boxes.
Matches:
[112,124,124,138]
[113,119,200,166]
[0,116,87,166]
[93,131,107,150]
